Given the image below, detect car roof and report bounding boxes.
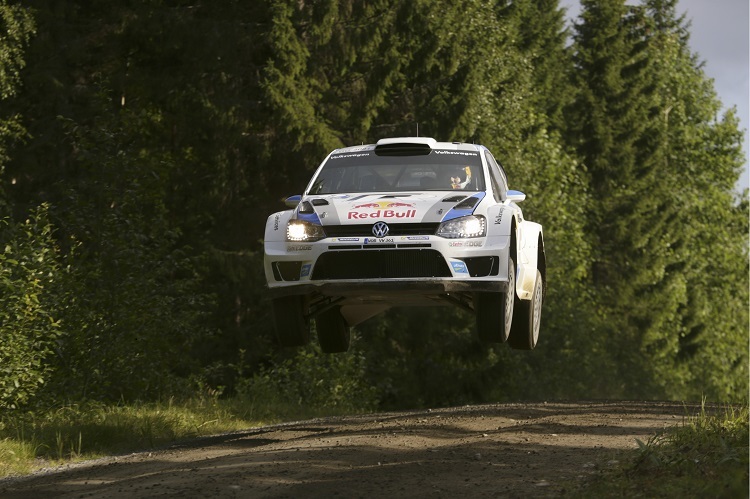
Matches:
[332,137,484,155]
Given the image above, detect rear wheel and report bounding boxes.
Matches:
[508,269,543,350]
[476,258,515,343]
[272,295,309,347]
[316,306,351,353]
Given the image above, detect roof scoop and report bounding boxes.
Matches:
[374,137,436,156]
[376,137,437,147]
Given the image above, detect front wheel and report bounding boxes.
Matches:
[508,269,543,350]
[272,295,310,347]
[476,258,515,343]
[316,306,351,353]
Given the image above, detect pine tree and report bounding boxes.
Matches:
[506,0,573,131]
[569,0,748,400]
[570,0,676,397]
[640,0,748,400]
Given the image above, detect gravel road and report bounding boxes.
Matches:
[0,401,698,498]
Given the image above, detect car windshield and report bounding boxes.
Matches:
[307,149,486,194]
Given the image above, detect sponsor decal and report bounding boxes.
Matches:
[273,214,280,231]
[287,244,312,251]
[449,241,484,248]
[364,237,395,244]
[451,261,469,274]
[348,209,417,219]
[401,236,429,241]
[433,150,479,157]
[348,200,417,220]
[334,237,360,242]
[494,211,504,225]
[300,264,311,278]
[352,201,415,209]
[330,152,370,160]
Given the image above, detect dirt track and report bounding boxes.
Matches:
[0,401,698,498]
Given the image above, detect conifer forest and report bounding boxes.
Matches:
[0,0,747,412]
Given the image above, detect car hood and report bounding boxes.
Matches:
[298,192,483,225]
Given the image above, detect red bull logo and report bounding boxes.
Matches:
[348,209,417,219]
[348,200,417,220]
[352,201,415,209]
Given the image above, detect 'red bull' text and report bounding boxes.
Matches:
[347,209,417,219]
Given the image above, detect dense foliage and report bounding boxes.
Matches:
[0,0,746,412]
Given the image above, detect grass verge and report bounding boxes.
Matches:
[0,347,377,478]
[573,402,749,498]
[0,394,353,478]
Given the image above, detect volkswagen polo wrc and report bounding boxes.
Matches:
[264,137,545,353]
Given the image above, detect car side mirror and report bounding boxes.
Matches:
[284,195,302,208]
[506,190,526,202]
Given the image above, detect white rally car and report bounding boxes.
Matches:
[264,137,545,353]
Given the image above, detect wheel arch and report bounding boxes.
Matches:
[264,209,294,243]
[537,233,547,298]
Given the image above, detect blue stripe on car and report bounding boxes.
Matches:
[295,211,322,224]
[440,192,486,222]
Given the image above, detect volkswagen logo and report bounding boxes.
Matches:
[372,221,390,238]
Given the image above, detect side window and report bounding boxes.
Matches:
[489,169,503,203]
[484,151,508,202]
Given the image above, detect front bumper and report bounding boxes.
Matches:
[266,278,508,299]
[265,234,511,289]
[264,234,512,324]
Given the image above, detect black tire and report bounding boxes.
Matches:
[476,258,515,343]
[508,269,543,350]
[316,306,351,353]
[272,295,309,347]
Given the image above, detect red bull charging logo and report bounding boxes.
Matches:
[348,200,417,219]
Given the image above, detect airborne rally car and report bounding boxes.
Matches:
[264,137,545,353]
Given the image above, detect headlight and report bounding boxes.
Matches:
[436,215,486,238]
[286,220,326,242]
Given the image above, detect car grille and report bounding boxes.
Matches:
[323,223,439,238]
[311,249,451,280]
